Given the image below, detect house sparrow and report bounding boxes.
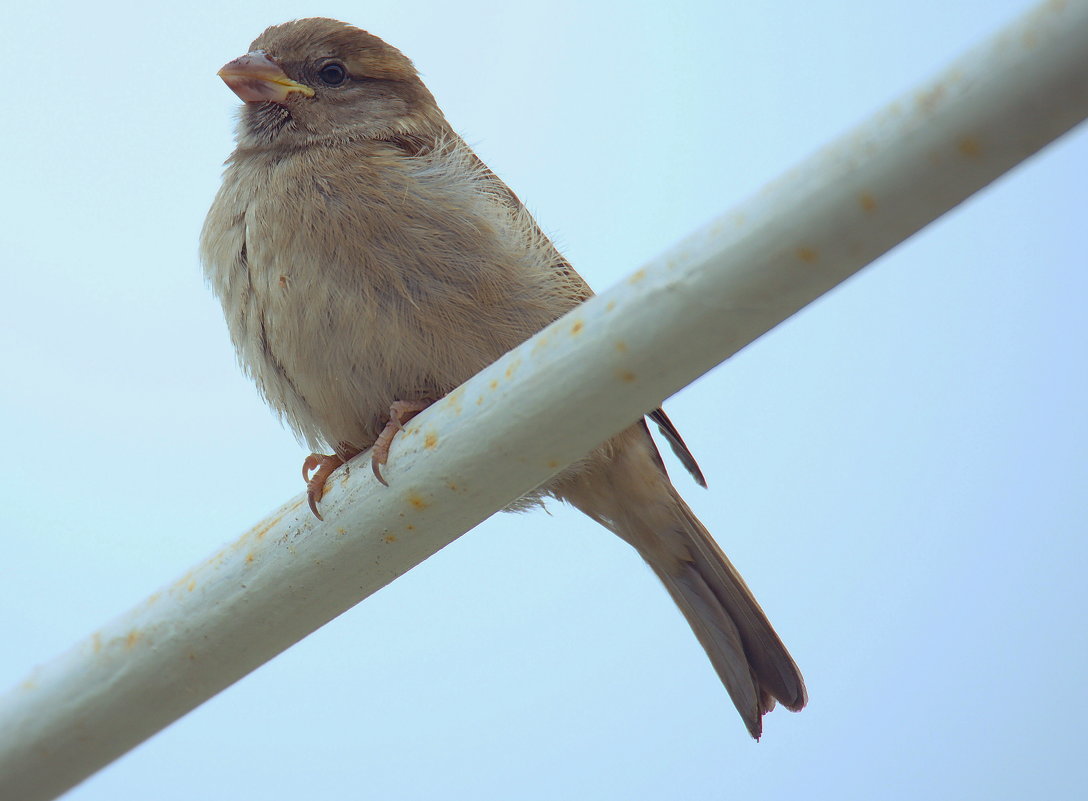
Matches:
[200,18,806,738]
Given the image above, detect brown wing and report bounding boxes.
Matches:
[387,133,705,487]
[462,146,592,304]
[468,145,708,488]
[648,408,707,488]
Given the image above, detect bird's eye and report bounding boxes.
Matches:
[318,62,347,86]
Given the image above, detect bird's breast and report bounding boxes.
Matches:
[202,143,569,453]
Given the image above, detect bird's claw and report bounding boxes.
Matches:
[371,399,432,487]
[301,401,431,517]
[302,453,345,520]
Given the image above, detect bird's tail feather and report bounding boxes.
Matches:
[646,488,807,738]
[556,425,806,739]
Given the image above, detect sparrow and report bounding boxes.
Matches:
[200,18,807,739]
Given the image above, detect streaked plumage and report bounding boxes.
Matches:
[201,17,806,738]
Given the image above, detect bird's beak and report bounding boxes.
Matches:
[217,51,315,103]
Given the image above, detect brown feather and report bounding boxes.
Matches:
[201,17,806,738]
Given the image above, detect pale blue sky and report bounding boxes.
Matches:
[2,1,1085,799]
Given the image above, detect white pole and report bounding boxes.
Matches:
[3,1,1086,799]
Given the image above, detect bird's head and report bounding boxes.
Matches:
[218,18,443,148]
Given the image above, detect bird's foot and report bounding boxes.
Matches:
[371,399,432,486]
[302,443,361,520]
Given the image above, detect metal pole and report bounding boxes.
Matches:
[2,1,1085,798]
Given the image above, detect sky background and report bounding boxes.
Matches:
[2,1,1085,799]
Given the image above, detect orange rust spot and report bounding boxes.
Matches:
[384,534,398,543]
[476,396,483,405]
[446,387,465,412]
[606,300,616,312]
[489,379,499,390]
[246,552,255,564]
[571,319,584,334]
[406,524,415,531]
[125,630,140,648]
[615,341,628,353]
[915,84,946,113]
[424,431,439,449]
[447,482,459,491]
[187,579,196,592]
[505,358,521,379]
[859,193,877,213]
[628,268,646,284]
[796,247,819,263]
[248,513,284,540]
[278,275,288,289]
[146,592,161,606]
[337,527,347,535]
[958,137,982,158]
[618,370,637,383]
[408,493,429,510]
[547,460,559,469]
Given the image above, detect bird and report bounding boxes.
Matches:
[200,17,807,739]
